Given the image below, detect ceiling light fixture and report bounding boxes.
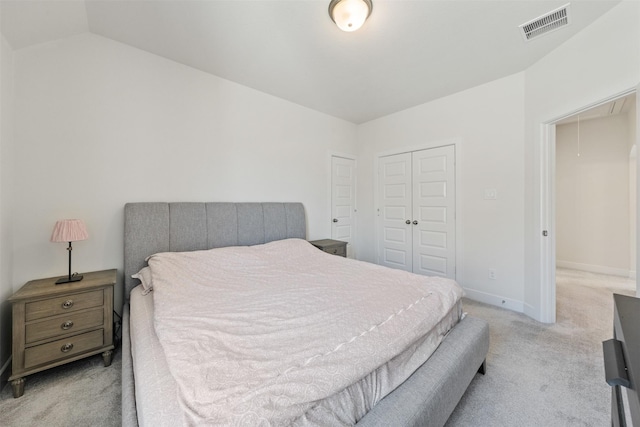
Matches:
[328,0,372,32]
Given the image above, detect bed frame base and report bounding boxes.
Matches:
[356,315,489,427]
[478,359,487,375]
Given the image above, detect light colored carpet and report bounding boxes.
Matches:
[446,268,636,426]
[0,268,634,426]
[0,347,120,426]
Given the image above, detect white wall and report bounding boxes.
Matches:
[637,91,640,297]
[0,34,15,378]
[524,0,640,321]
[11,33,358,313]
[356,73,526,311]
[629,102,637,278]
[556,114,632,276]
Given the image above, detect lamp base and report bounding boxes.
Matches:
[55,274,83,285]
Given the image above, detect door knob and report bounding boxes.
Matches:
[412,220,418,225]
[332,218,338,223]
[405,220,411,225]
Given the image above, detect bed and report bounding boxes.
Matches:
[121,202,489,427]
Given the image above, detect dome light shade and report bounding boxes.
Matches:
[329,0,372,32]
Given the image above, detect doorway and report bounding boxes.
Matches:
[541,90,638,323]
[555,99,636,277]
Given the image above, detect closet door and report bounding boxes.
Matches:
[378,145,456,279]
[412,145,456,278]
[378,153,413,271]
[331,156,356,257]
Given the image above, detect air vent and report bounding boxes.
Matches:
[519,3,571,41]
[608,98,626,115]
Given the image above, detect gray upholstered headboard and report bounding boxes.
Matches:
[123,202,306,299]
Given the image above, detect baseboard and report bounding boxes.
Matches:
[463,287,524,313]
[629,270,636,280]
[0,356,11,384]
[523,302,538,320]
[556,260,630,278]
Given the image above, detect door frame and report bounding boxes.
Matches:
[539,87,638,323]
[374,138,462,280]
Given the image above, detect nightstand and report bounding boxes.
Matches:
[8,269,116,398]
[309,239,348,257]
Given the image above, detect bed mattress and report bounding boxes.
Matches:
[130,285,182,427]
[131,238,464,426]
[130,287,462,426]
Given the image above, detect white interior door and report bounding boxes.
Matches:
[378,146,456,278]
[331,156,356,257]
[412,145,456,278]
[378,153,412,271]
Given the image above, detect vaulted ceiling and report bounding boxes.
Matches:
[0,0,622,123]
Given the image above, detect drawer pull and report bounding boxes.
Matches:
[61,320,74,330]
[332,249,337,254]
[60,343,74,353]
[62,300,74,309]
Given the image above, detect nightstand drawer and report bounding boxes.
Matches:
[24,329,104,369]
[25,289,104,321]
[25,307,104,344]
[309,239,348,258]
[325,245,346,256]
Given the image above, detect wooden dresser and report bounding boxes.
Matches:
[8,269,116,398]
[309,239,347,257]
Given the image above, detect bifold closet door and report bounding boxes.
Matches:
[378,145,456,279]
[412,146,456,278]
[378,152,413,271]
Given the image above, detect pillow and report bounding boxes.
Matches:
[132,266,153,295]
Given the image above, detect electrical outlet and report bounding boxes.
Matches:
[488,269,497,280]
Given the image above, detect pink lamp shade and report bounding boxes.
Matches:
[50,219,89,243]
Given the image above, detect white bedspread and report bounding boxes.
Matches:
[148,238,463,426]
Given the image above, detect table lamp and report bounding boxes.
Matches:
[50,219,89,284]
